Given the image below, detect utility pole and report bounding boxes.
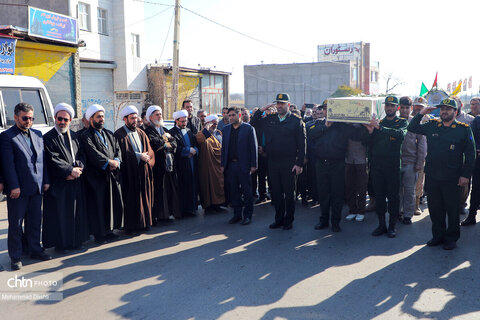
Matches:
[170,0,181,117]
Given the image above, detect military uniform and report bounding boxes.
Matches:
[369,96,408,237]
[252,93,306,229]
[408,98,475,248]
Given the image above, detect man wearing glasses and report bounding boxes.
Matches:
[0,102,52,270]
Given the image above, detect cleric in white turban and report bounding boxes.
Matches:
[85,104,105,121]
[205,114,219,123]
[146,105,162,122]
[54,102,75,119]
[120,105,139,119]
[172,109,188,120]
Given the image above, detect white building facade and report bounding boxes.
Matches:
[69,0,147,130]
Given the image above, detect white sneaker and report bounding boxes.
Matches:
[355,214,365,222]
[345,214,357,221]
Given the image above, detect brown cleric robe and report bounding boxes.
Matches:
[196,128,225,209]
[114,126,155,232]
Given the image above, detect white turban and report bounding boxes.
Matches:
[205,114,218,123]
[146,105,162,121]
[86,104,105,121]
[173,109,188,120]
[120,105,139,119]
[54,103,74,119]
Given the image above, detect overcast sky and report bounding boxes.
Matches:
[144,0,480,98]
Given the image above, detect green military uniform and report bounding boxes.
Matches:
[251,93,306,229]
[370,96,408,237]
[408,98,475,247]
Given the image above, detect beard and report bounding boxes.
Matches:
[55,124,68,134]
[152,119,164,127]
[440,113,455,122]
[92,119,104,130]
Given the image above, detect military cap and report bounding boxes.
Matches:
[384,95,399,105]
[413,96,428,108]
[275,93,290,103]
[437,97,458,109]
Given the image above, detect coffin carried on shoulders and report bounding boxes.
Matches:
[326,97,385,124]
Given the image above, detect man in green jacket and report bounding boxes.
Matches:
[408,97,475,250]
[366,96,408,238]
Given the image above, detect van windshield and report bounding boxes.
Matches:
[1,88,47,127]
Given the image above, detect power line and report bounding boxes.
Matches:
[159,11,175,61]
[132,0,173,6]
[180,5,314,60]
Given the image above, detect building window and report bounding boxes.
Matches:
[131,34,140,58]
[78,2,91,31]
[98,8,108,35]
[129,92,141,100]
[116,93,129,100]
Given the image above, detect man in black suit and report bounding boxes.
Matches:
[1,102,52,270]
[221,107,258,225]
[182,99,202,135]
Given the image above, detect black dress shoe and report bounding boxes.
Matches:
[461,214,476,226]
[314,222,329,230]
[269,222,283,229]
[55,247,70,254]
[331,225,341,232]
[283,223,293,230]
[241,218,251,225]
[372,226,387,236]
[31,252,52,261]
[387,227,396,238]
[11,260,22,271]
[94,236,107,244]
[443,241,457,250]
[229,216,242,224]
[105,233,119,241]
[426,238,444,246]
[402,217,412,225]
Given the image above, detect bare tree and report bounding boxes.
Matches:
[384,72,405,94]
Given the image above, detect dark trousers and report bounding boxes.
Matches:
[306,158,318,201]
[367,161,375,198]
[371,164,400,224]
[7,193,43,260]
[226,162,254,219]
[469,156,480,215]
[254,155,269,199]
[269,160,296,225]
[345,163,368,214]
[425,176,461,242]
[317,159,345,226]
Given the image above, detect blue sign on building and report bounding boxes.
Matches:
[0,37,16,74]
[28,6,78,45]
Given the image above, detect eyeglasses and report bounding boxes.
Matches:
[21,116,34,122]
[57,116,70,122]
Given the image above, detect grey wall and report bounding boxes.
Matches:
[0,1,69,28]
[244,62,351,108]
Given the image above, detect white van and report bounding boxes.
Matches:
[0,75,55,134]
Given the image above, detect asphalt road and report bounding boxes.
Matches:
[0,199,479,320]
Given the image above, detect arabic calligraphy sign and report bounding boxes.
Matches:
[326,97,385,124]
[28,6,78,45]
[0,37,16,74]
[317,42,362,62]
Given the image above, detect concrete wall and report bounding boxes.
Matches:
[244,62,352,108]
[0,0,69,28]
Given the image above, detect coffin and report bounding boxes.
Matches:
[326,97,386,124]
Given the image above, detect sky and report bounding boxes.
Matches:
[143,0,480,98]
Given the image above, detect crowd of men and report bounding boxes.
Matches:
[0,92,478,271]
